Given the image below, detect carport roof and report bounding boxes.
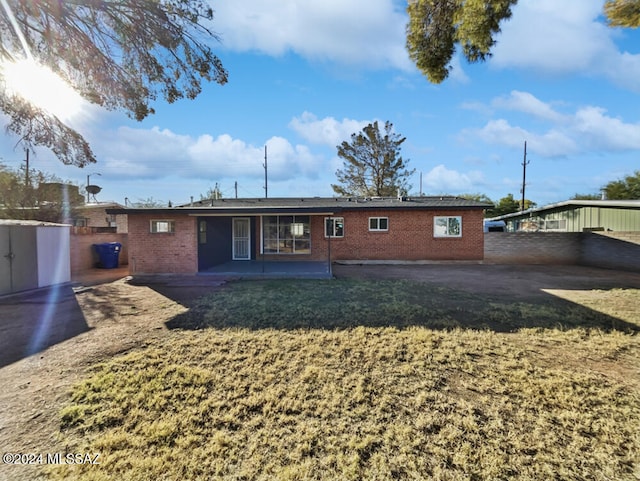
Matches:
[487,199,640,221]
[107,196,492,215]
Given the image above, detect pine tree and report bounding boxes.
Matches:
[332,121,414,197]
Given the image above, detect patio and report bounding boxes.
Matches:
[200,260,333,279]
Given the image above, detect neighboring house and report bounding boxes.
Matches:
[75,202,128,233]
[487,200,640,233]
[108,196,490,275]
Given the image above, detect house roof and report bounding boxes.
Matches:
[487,199,640,221]
[79,202,126,211]
[106,196,492,216]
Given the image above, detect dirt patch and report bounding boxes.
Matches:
[1,264,639,480]
[0,276,224,481]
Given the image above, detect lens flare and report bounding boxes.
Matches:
[1,58,84,121]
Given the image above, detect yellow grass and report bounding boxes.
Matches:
[50,281,640,481]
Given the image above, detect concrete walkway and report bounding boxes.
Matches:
[201,260,332,279]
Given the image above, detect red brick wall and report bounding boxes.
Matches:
[79,207,128,233]
[70,231,128,274]
[127,209,484,274]
[258,209,483,263]
[127,214,197,274]
[314,209,484,261]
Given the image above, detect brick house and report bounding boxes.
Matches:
[75,202,128,233]
[108,197,490,275]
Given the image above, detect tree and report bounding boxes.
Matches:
[0,162,84,222]
[332,121,415,197]
[406,0,639,83]
[406,0,517,83]
[459,193,496,216]
[603,170,640,199]
[0,0,227,167]
[488,193,535,217]
[201,183,223,200]
[129,197,167,208]
[605,0,640,27]
[571,193,602,200]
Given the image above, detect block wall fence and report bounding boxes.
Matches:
[70,229,128,275]
[485,231,640,272]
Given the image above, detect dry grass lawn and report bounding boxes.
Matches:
[49,280,640,481]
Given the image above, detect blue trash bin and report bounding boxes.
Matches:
[93,242,122,269]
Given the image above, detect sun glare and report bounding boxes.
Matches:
[1,58,84,121]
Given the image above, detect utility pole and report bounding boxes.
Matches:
[520,141,529,211]
[263,145,268,199]
[24,148,30,187]
[234,181,238,199]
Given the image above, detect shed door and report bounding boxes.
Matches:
[0,228,11,295]
[232,218,251,260]
[0,226,38,295]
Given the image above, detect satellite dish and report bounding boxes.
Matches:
[86,185,102,195]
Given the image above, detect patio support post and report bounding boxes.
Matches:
[327,216,332,276]
[261,216,265,274]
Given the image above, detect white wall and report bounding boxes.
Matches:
[36,226,71,287]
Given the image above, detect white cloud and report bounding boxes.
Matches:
[422,164,486,194]
[460,91,640,157]
[574,107,640,151]
[491,0,640,91]
[288,112,371,146]
[492,91,567,123]
[465,120,578,157]
[93,126,325,182]
[211,0,411,70]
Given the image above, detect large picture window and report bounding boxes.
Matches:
[434,216,462,237]
[325,217,344,237]
[150,220,175,233]
[263,216,310,254]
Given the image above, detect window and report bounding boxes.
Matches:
[199,220,207,244]
[263,216,310,254]
[541,219,567,231]
[369,217,388,231]
[325,217,344,238]
[434,216,462,237]
[150,220,175,233]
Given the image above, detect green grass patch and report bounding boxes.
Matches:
[50,280,640,480]
[169,279,633,332]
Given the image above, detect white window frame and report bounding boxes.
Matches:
[150,220,175,233]
[324,217,344,238]
[434,216,462,238]
[261,215,311,254]
[369,217,389,232]
[541,219,567,231]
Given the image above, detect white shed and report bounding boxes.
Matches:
[0,220,71,296]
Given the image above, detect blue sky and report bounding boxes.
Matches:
[1,0,639,207]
